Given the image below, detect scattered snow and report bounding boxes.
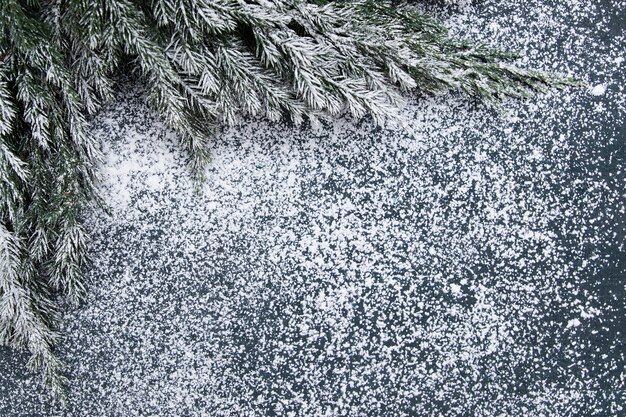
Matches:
[449,283,462,296]
[567,318,581,328]
[1,1,624,416]
[589,83,607,96]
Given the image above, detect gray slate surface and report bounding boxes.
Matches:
[1,0,624,416]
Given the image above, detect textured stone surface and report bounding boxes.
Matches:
[1,1,624,415]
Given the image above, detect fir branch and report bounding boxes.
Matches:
[0,0,577,403]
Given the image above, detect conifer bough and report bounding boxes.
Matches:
[0,0,569,401]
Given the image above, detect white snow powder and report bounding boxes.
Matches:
[589,84,607,96]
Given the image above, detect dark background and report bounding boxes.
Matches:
[1,1,624,416]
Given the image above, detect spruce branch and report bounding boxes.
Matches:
[0,0,577,402]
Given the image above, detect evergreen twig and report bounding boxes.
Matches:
[0,0,575,401]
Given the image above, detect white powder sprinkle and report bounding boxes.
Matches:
[589,83,607,96]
